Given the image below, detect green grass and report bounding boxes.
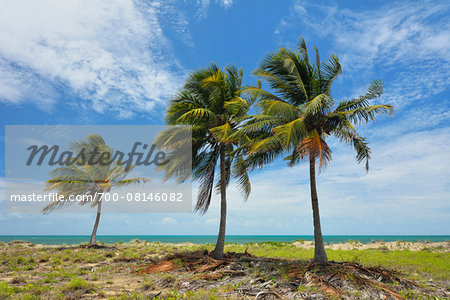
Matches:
[60,277,96,298]
[0,281,16,298]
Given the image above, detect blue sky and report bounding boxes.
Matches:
[0,0,449,235]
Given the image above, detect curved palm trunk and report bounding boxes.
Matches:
[89,198,102,246]
[211,145,227,259]
[309,156,328,265]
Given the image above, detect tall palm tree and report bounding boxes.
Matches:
[43,134,150,246]
[156,64,253,259]
[243,38,393,264]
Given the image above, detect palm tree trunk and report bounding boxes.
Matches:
[89,197,102,246]
[211,145,227,259]
[309,156,328,265]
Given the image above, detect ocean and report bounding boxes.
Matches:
[0,235,448,245]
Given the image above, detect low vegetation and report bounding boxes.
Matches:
[0,240,448,299]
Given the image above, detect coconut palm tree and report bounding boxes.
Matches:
[243,38,393,264]
[156,64,253,259]
[43,134,150,246]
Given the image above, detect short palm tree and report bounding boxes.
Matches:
[156,64,253,259]
[244,38,393,264]
[43,134,150,246]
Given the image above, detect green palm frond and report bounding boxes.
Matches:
[297,36,309,64]
[279,48,310,103]
[244,144,284,171]
[195,156,216,214]
[210,122,235,144]
[241,114,284,134]
[249,135,283,155]
[232,154,251,201]
[337,104,393,125]
[176,108,219,125]
[259,99,298,119]
[300,94,334,116]
[333,128,372,172]
[336,80,384,112]
[272,117,307,148]
[322,54,342,93]
[224,97,249,116]
[253,69,304,104]
[243,86,286,103]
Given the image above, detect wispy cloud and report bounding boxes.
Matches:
[0,0,185,118]
[194,0,234,20]
[283,1,450,63]
[275,1,450,109]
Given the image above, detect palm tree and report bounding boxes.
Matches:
[43,134,150,246]
[156,64,253,259]
[243,38,393,264]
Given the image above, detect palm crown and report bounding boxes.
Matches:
[157,63,252,213]
[245,38,392,171]
[156,63,253,258]
[43,134,150,213]
[43,134,150,245]
[243,38,393,264]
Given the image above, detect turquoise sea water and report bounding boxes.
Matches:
[0,235,448,245]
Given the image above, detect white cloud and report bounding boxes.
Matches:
[194,0,233,20]
[161,217,177,225]
[205,218,218,225]
[0,0,184,117]
[366,106,450,139]
[220,0,233,9]
[208,127,450,234]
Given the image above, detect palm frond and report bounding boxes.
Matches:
[114,177,151,186]
[210,122,234,144]
[297,36,309,65]
[333,128,372,172]
[195,157,216,214]
[338,104,393,125]
[272,117,307,148]
[301,94,334,116]
[232,154,251,201]
[299,130,332,172]
[322,54,342,93]
[336,80,384,112]
[176,108,219,125]
[259,99,298,119]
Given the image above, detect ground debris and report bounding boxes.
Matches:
[137,260,176,274]
[136,250,429,299]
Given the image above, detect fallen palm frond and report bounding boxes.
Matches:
[303,271,343,298]
[137,260,176,274]
[255,290,285,299]
[198,270,246,280]
[136,250,424,299]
